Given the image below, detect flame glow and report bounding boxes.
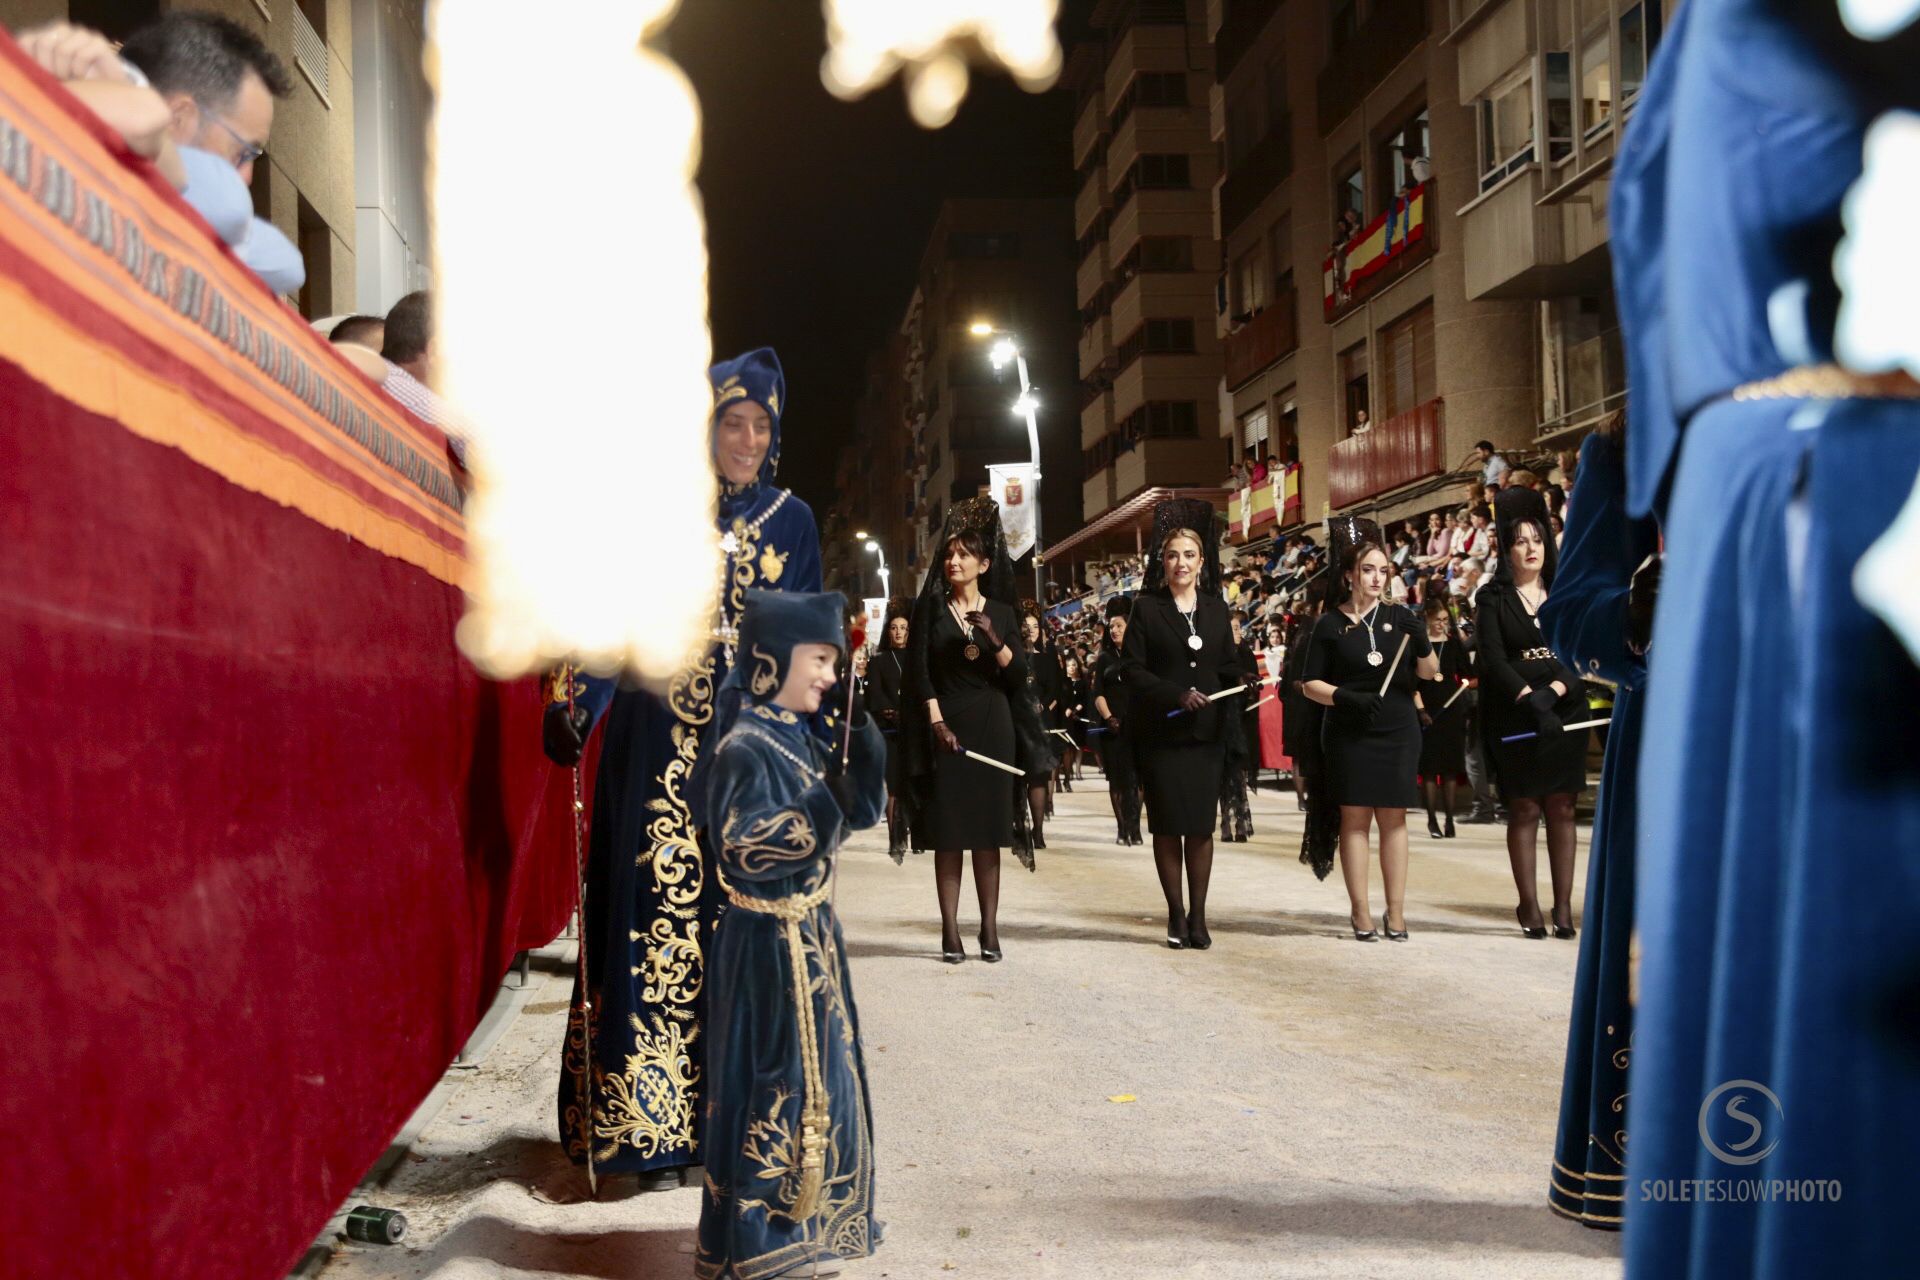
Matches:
[821,0,1063,128]
[431,0,720,681]
[1835,112,1920,379]
[1838,0,1920,40]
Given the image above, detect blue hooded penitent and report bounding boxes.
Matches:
[709,346,786,505]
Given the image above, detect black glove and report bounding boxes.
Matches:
[932,721,964,754]
[826,773,862,817]
[1526,685,1561,715]
[1628,552,1662,652]
[964,611,1004,653]
[1179,688,1211,713]
[1332,687,1383,723]
[877,707,900,730]
[1104,714,1122,733]
[1418,708,1434,729]
[542,702,590,767]
[1532,703,1565,739]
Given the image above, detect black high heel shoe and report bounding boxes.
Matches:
[1186,913,1212,951]
[977,929,1002,963]
[1351,913,1378,942]
[941,928,966,964]
[1382,910,1409,941]
[1166,911,1188,950]
[1444,814,1457,838]
[1517,905,1548,940]
[1552,909,1576,940]
[1427,814,1444,839]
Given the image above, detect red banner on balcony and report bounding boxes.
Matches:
[1322,182,1430,319]
[1328,399,1446,509]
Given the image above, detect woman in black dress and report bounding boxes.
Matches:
[1413,597,1469,839]
[1301,519,1439,940]
[1120,499,1243,950]
[905,497,1049,963]
[1091,596,1142,846]
[1474,487,1589,939]
[868,600,913,860]
[1017,610,1059,846]
[1058,652,1089,764]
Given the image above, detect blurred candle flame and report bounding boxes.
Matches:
[821,0,1063,128]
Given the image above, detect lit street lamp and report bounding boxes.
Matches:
[969,321,1044,599]
[856,532,891,600]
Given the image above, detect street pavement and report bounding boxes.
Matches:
[318,777,1623,1280]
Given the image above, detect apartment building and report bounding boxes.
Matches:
[6,0,431,317]
[1210,0,1540,535]
[1447,0,1668,443]
[1071,0,1226,527]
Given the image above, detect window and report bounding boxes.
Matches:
[1138,236,1194,271]
[1375,303,1435,420]
[1333,158,1364,226]
[1339,341,1370,436]
[1121,401,1200,442]
[1620,3,1660,105]
[1544,52,1575,162]
[948,232,1022,260]
[1479,76,1535,191]
[1145,318,1196,352]
[1580,28,1612,134]
[1264,49,1290,128]
[1330,0,1359,52]
[1269,214,1293,295]
[1232,245,1268,318]
[1240,405,1270,454]
[1379,107,1431,196]
[1110,71,1190,129]
[295,194,331,317]
[1276,393,1300,465]
[1136,154,1192,189]
[1226,90,1265,166]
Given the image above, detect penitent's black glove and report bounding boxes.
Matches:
[1332,687,1383,724]
[826,773,862,817]
[1526,685,1562,715]
[543,702,590,767]
[1531,701,1565,740]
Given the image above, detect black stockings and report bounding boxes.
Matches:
[935,848,1001,953]
[885,794,907,852]
[1505,795,1578,930]
[1026,782,1048,840]
[1152,834,1214,944]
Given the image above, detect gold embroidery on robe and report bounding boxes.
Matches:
[759,543,788,584]
[723,806,818,876]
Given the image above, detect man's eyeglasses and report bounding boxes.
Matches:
[201,109,265,170]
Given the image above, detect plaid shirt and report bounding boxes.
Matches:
[383,363,468,465]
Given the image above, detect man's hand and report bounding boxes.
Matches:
[932,721,964,755]
[18,23,137,84]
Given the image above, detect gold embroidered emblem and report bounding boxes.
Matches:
[544,663,585,705]
[749,645,780,697]
[759,544,788,584]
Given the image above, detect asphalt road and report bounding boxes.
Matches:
[318,776,1622,1280]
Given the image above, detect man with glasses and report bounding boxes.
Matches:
[118,11,302,293]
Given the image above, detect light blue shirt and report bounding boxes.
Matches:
[177,146,305,295]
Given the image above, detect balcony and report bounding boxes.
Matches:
[1316,0,1430,133]
[1216,0,1284,81]
[1321,181,1435,321]
[1223,289,1298,390]
[1219,118,1292,241]
[1226,462,1305,540]
[1075,166,1108,238]
[1079,314,1111,379]
[1077,248,1108,309]
[1073,96,1106,169]
[1328,398,1445,508]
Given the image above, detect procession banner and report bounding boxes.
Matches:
[988,461,1037,560]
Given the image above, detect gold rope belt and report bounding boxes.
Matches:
[716,867,831,1223]
[1731,364,1920,402]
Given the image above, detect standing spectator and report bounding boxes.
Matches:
[379,292,470,458]
[1352,408,1372,435]
[329,314,385,351]
[1473,440,1512,488]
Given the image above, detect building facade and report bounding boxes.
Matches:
[1210,0,1541,535]
[5,0,430,318]
[1072,0,1227,526]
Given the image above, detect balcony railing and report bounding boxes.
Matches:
[1219,117,1292,240]
[1223,289,1298,390]
[1216,0,1284,80]
[1227,462,1305,540]
[1321,180,1434,321]
[1316,0,1428,133]
[1328,397,1445,508]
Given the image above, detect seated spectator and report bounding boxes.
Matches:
[1507,468,1541,491]
[1461,504,1493,559]
[118,12,303,295]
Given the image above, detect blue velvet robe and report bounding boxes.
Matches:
[1618,4,1920,1273]
[1539,432,1655,1229]
[557,483,822,1176]
[694,706,886,1279]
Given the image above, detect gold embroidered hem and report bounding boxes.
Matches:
[1731,364,1920,402]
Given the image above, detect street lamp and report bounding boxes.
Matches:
[859,535,891,600]
[970,321,1044,599]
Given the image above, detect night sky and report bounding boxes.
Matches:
[668,1,1087,516]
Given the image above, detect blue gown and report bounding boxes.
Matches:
[1618,4,1920,1272]
[558,482,822,1177]
[693,706,887,1279]
[1539,432,1655,1229]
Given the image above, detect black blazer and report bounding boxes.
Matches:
[1119,589,1242,745]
